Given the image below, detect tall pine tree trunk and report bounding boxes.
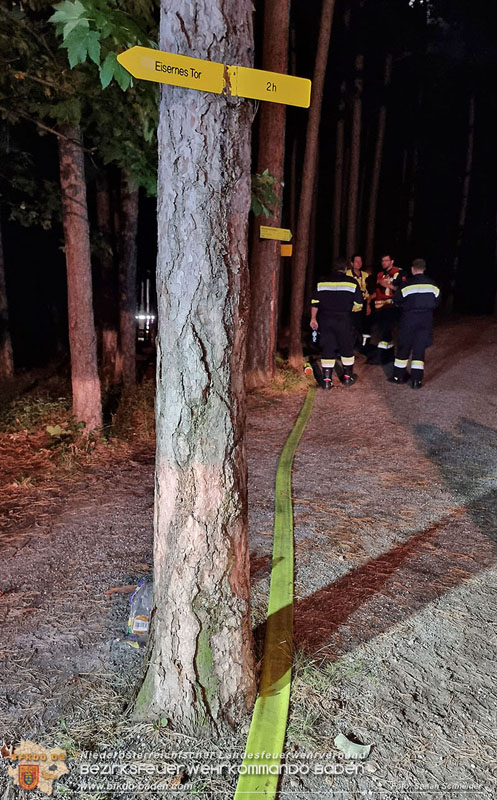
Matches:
[450,93,475,307]
[0,212,14,380]
[332,80,346,260]
[288,0,337,369]
[365,54,392,267]
[345,53,363,259]
[58,125,102,432]
[95,171,119,384]
[245,0,290,390]
[119,172,138,388]
[134,0,256,734]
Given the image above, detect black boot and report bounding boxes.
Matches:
[342,373,358,386]
[322,367,333,389]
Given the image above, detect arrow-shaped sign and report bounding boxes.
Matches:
[117,47,311,108]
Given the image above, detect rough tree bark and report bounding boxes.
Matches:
[58,124,102,432]
[133,0,256,734]
[365,54,392,268]
[288,0,337,369]
[332,80,346,260]
[119,171,138,388]
[345,53,363,259]
[245,0,290,390]
[95,171,119,384]
[0,212,14,380]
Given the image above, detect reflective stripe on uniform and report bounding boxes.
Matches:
[352,302,363,312]
[317,282,357,292]
[341,356,355,366]
[321,359,335,367]
[401,284,440,297]
[378,341,394,349]
[394,358,408,368]
[311,299,319,304]
[411,360,424,369]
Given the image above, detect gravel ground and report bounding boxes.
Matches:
[0,316,496,799]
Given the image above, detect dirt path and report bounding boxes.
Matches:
[0,316,496,799]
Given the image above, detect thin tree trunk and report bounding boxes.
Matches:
[450,93,475,305]
[305,164,319,310]
[58,124,102,432]
[406,143,418,247]
[95,171,119,384]
[345,53,363,259]
[332,80,346,260]
[0,212,14,380]
[119,172,139,388]
[365,54,392,268]
[406,87,423,248]
[245,0,290,390]
[134,0,256,734]
[288,0,337,369]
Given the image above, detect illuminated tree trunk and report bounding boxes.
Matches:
[289,0,337,369]
[0,213,14,380]
[345,53,363,259]
[134,0,256,734]
[119,171,138,387]
[95,171,119,384]
[245,0,290,390]
[365,54,392,268]
[58,124,102,432]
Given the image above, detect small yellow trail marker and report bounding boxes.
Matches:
[260,226,292,242]
[117,46,311,108]
[280,244,293,257]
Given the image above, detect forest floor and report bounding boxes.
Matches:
[0,315,496,799]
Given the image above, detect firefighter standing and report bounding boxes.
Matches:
[346,254,372,349]
[391,258,440,388]
[310,257,364,388]
[368,253,406,363]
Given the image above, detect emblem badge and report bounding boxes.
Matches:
[19,764,39,790]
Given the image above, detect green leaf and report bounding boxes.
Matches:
[100,51,117,88]
[49,0,87,33]
[63,17,89,39]
[114,60,133,91]
[86,30,101,65]
[62,27,91,68]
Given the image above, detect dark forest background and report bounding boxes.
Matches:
[1,0,497,373]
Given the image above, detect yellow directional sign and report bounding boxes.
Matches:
[117,46,225,94]
[260,226,292,242]
[117,47,312,108]
[234,66,311,108]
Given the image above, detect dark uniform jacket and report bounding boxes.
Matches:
[394,273,440,347]
[394,273,440,315]
[311,271,364,317]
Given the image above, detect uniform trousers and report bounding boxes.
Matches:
[393,313,433,382]
[319,313,355,373]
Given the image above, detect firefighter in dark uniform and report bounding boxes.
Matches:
[310,257,364,388]
[391,258,440,388]
[367,253,406,364]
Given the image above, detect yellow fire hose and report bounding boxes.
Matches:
[234,386,316,799]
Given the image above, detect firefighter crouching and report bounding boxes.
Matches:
[310,257,364,389]
[391,258,440,389]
